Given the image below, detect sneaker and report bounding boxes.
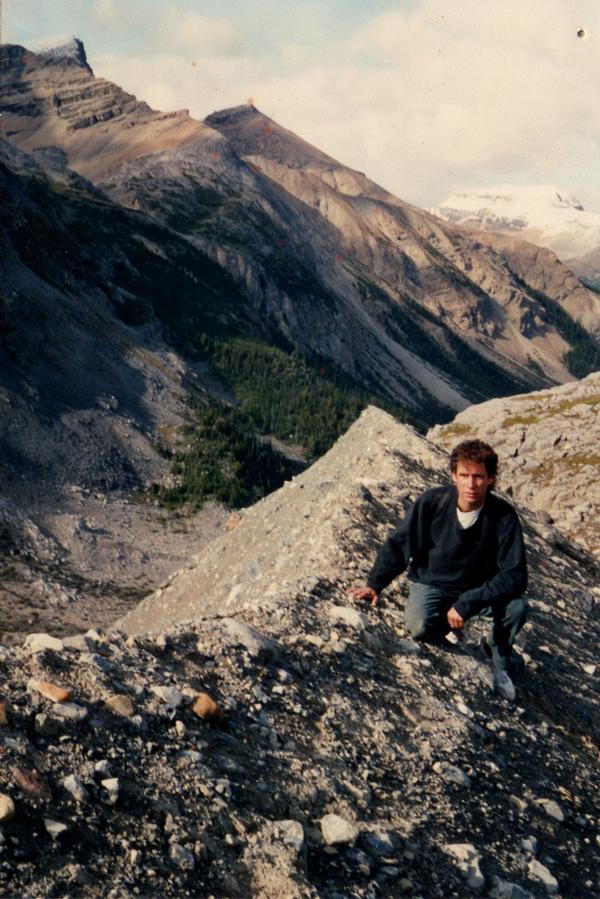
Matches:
[493,669,516,702]
[445,630,464,646]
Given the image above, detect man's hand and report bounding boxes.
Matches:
[447,606,465,629]
[347,586,379,607]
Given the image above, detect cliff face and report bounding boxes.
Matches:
[3,42,600,420]
[0,407,598,899]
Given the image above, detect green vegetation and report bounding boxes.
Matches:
[438,423,473,437]
[502,413,542,427]
[198,335,425,457]
[159,403,304,509]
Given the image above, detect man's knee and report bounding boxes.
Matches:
[505,596,527,629]
[406,613,430,640]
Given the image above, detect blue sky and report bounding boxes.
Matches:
[4,0,600,211]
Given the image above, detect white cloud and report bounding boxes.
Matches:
[88,0,600,211]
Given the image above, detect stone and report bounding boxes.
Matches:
[433,761,471,787]
[63,634,96,652]
[101,778,120,805]
[51,702,88,723]
[327,605,369,631]
[363,831,395,856]
[490,876,534,898]
[222,618,280,660]
[535,798,564,822]
[105,694,135,717]
[44,818,68,838]
[34,713,62,736]
[320,813,359,846]
[29,680,71,703]
[528,859,558,893]
[24,633,64,653]
[0,795,15,824]
[168,842,195,870]
[396,639,422,656]
[521,836,538,854]
[150,685,185,708]
[445,843,485,892]
[11,766,52,800]
[276,819,304,852]
[0,700,8,726]
[95,760,112,777]
[62,774,89,803]
[190,693,224,724]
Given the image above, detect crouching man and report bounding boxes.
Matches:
[349,440,527,700]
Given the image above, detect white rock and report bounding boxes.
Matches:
[445,843,485,892]
[327,605,369,631]
[320,813,358,846]
[277,819,304,852]
[528,859,558,893]
[0,795,15,824]
[62,774,89,803]
[150,685,185,707]
[535,798,564,822]
[24,633,64,653]
[101,778,120,804]
[51,702,88,722]
[433,761,471,787]
[490,875,534,898]
[222,618,280,659]
[168,842,195,869]
[44,819,67,838]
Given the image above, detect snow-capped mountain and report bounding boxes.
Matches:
[431,185,600,285]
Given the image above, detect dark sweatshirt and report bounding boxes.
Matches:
[366,484,527,620]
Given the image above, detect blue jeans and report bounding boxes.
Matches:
[405,582,527,671]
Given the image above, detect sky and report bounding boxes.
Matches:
[3,0,600,211]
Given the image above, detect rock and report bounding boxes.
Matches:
[0,700,8,726]
[34,712,63,736]
[490,875,534,898]
[528,859,559,893]
[150,685,185,707]
[44,818,68,838]
[24,633,64,653]
[363,830,395,856]
[29,680,71,703]
[327,605,369,631]
[51,702,88,723]
[396,639,422,656]
[104,694,135,717]
[445,843,485,892]
[276,819,304,852]
[320,813,359,846]
[101,778,120,805]
[63,633,96,652]
[190,693,224,724]
[222,618,280,660]
[433,761,471,787]
[95,760,112,777]
[535,798,564,822]
[0,795,15,824]
[521,836,538,854]
[62,774,89,803]
[168,842,195,870]
[11,766,52,800]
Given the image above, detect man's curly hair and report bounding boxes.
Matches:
[450,439,498,479]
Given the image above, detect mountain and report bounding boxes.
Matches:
[431,185,600,289]
[3,39,600,420]
[429,371,600,560]
[1,407,597,897]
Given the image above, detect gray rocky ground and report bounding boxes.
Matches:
[0,407,598,897]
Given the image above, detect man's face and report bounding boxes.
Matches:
[451,460,495,512]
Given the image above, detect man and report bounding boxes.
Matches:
[349,440,527,700]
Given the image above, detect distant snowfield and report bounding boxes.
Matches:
[430,185,600,264]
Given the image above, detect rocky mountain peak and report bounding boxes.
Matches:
[29,36,91,71]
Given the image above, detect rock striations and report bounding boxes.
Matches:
[1,408,598,897]
[429,372,600,560]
